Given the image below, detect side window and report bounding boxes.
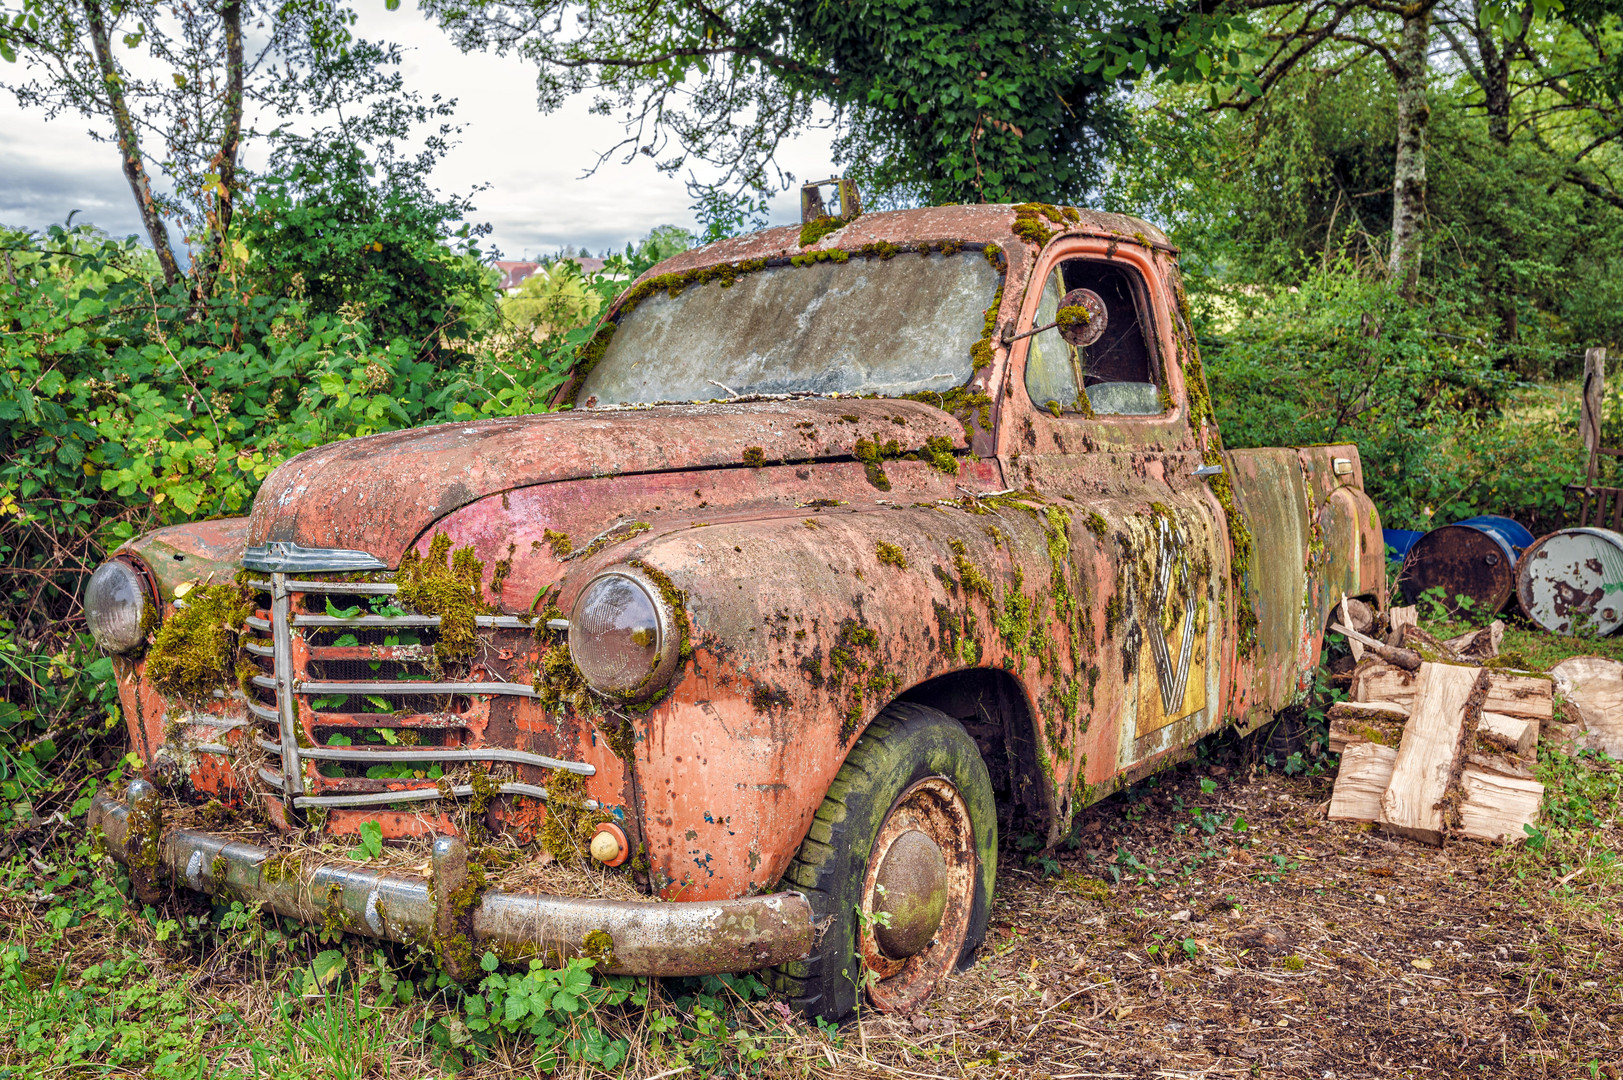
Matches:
[1022,257,1164,417]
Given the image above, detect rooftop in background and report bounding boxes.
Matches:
[495,257,606,293]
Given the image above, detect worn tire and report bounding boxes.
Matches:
[769,702,996,1021]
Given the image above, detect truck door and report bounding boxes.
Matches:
[998,236,1231,807]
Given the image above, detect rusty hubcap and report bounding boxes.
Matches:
[859,777,976,1013]
[872,829,948,959]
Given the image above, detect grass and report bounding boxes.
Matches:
[4,624,1623,1077]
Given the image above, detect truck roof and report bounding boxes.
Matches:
[627,203,1174,315]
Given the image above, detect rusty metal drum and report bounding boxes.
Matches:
[1398,515,1535,615]
[1515,527,1623,637]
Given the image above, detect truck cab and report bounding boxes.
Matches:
[85,197,1385,1020]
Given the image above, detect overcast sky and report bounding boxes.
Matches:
[0,0,836,259]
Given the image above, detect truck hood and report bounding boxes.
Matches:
[245,399,969,563]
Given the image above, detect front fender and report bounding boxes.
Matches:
[623,503,1020,898]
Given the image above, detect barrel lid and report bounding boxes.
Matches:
[1516,527,1623,637]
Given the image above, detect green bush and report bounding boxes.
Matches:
[1203,267,1583,531]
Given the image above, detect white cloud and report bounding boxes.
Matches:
[0,0,837,258]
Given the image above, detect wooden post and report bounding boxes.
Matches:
[1582,347,1606,487]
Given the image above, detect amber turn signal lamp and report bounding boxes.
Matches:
[590,822,630,867]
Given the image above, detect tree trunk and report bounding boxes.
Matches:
[82,0,181,285]
[196,0,244,299]
[1388,4,1432,298]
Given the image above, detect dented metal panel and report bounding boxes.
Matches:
[95,201,1370,990]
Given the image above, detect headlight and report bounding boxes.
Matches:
[568,569,678,701]
[85,559,153,655]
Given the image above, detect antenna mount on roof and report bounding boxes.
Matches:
[800,178,862,225]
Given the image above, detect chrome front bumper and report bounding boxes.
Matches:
[91,782,814,978]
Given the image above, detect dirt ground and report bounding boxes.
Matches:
[814,758,1623,1080]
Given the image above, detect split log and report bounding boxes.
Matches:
[1549,656,1623,758]
[1344,597,1375,634]
[1352,660,1552,720]
[1443,620,1503,661]
[1379,664,1487,845]
[1351,659,1422,706]
[1399,625,1465,665]
[1387,605,1418,647]
[1329,743,1398,822]
[1328,702,1408,753]
[1330,623,1422,670]
[1456,761,1542,844]
[1476,711,1537,758]
[1484,673,1555,722]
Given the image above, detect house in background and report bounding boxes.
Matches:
[494,257,605,295]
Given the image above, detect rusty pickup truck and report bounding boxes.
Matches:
[85,194,1385,1020]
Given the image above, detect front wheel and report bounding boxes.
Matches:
[769,702,996,1020]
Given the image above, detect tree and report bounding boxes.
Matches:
[0,0,456,295]
[409,0,1242,214]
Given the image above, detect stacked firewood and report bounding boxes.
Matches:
[1326,600,1550,846]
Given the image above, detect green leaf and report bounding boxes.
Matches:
[480,950,500,972]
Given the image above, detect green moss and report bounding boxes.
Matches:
[799,215,849,247]
[858,240,900,260]
[902,387,994,440]
[581,928,617,967]
[1086,512,1109,538]
[876,541,908,569]
[574,521,651,562]
[532,639,596,715]
[1055,304,1090,330]
[595,716,636,762]
[983,243,1006,271]
[542,529,573,559]
[432,856,487,981]
[209,854,228,882]
[750,681,792,712]
[853,437,901,491]
[397,532,489,662]
[125,788,163,894]
[790,248,852,266]
[628,560,693,664]
[146,581,254,703]
[921,435,959,475]
[1012,203,1071,248]
[970,285,1004,370]
[742,446,766,468]
[259,853,301,885]
[1043,506,1074,618]
[565,321,617,406]
[538,769,613,862]
[949,539,996,603]
[799,653,825,688]
[489,544,515,598]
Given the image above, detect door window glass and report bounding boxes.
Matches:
[1022,258,1164,417]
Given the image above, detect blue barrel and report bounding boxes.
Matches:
[1382,529,1426,563]
[1398,515,1534,615]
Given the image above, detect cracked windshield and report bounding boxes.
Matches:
[576,251,1000,406]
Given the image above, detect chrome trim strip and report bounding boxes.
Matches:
[246,615,271,632]
[195,743,232,755]
[258,767,285,791]
[255,675,539,698]
[244,579,399,594]
[246,698,278,723]
[292,782,565,809]
[270,574,305,799]
[243,542,388,574]
[244,640,273,656]
[293,614,533,629]
[297,745,593,774]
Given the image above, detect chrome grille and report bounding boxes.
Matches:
[242,570,595,815]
